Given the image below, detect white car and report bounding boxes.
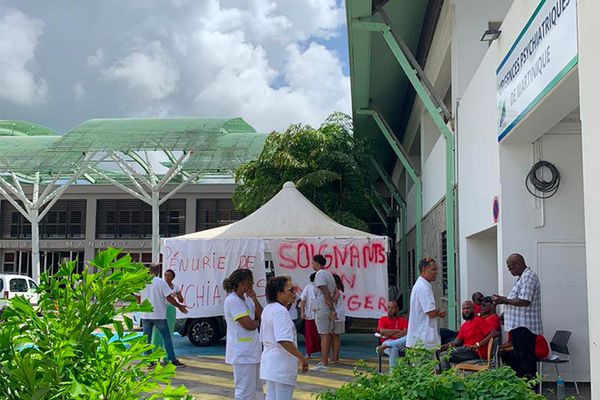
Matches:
[0,274,39,310]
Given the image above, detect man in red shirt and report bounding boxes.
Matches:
[439,300,499,369]
[375,301,408,370]
[479,296,501,331]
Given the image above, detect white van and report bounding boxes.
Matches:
[0,274,39,310]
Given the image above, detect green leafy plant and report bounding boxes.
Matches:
[317,347,550,400]
[232,112,375,231]
[0,248,192,400]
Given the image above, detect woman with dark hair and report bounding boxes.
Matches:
[260,276,308,399]
[151,268,183,351]
[330,273,345,364]
[223,269,264,400]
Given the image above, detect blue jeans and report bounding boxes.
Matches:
[142,318,177,362]
[382,337,407,370]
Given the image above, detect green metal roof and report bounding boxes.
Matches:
[0,136,85,174]
[184,132,269,171]
[346,0,430,172]
[0,120,58,137]
[0,117,267,177]
[51,118,257,152]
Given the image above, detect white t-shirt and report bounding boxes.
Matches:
[260,302,298,386]
[314,269,336,310]
[334,290,345,322]
[140,277,174,319]
[406,276,440,349]
[224,293,261,365]
[300,284,317,320]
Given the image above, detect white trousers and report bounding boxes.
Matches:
[233,363,264,400]
[265,380,294,400]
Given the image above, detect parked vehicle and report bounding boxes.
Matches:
[0,274,39,310]
[175,317,227,346]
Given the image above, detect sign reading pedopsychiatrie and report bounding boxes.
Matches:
[497,0,577,141]
[269,237,389,319]
[161,238,266,318]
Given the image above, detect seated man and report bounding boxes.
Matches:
[479,296,501,331]
[375,300,408,370]
[439,300,498,370]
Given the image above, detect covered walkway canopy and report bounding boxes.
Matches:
[51,117,268,264]
[346,0,457,326]
[0,121,91,282]
[0,117,268,279]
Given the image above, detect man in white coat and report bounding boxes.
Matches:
[406,257,446,350]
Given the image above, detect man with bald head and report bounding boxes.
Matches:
[492,253,542,379]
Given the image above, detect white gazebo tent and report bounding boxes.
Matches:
[163,182,389,319]
[176,181,385,241]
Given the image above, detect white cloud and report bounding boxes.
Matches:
[86,48,105,68]
[197,0,344,44]
[191,36,349,131]
[1,1,350,134]
[73,82,85,105]
[0,8,48,106]
[102,41,179,101]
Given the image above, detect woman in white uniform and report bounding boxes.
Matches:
[330,273,345,364]
[223,269,264,400]
[260,276,309,400]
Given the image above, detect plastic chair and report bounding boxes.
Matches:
[454,337,499,373]
[537,330,579,395]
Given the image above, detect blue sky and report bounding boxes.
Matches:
[0,0,351,133]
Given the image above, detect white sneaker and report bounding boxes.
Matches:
[311,362,328,371]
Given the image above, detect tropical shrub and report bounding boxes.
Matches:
[317,347,551,400]
[0,248,191,400]
[232,112,374,231]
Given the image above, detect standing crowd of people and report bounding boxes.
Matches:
[139,251,544,398]
[138,254,345,400]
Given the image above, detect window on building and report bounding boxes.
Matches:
[441,231,448,297]
[42,251,85,275]
[0,200,85,239]
[196,199,244,231]
[96,199,185,239]
[2,252,15,273]
[129,252,153,266]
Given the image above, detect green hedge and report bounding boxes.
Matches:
[317,347,552,400]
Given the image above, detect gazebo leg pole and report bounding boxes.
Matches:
[152,190,160,265]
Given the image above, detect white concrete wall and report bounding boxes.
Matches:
[465,227,498,298]
[422,134,446,215]
[577,0,600,393]
[450,0,513,108]
[498,134,588,381]
[456,42,501,302]
[456,0,591,382]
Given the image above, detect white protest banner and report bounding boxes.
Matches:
[496,0,577,141]
[269,238,388,318]
[161,238,266,318]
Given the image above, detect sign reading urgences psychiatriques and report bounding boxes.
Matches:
[497,0,577,141]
